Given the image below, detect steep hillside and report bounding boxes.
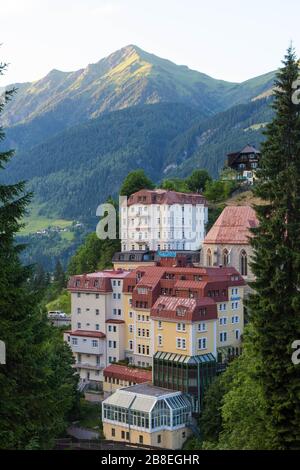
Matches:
[1,103,203,219]
[163,96,273,177]
[1,97,274,223]
[1,45,235,131]
[1,44,275,138]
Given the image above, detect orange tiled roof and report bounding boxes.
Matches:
[66,330,106,338]
[103,364,152,383]
[204,206,258,245]
[127,189,207,206]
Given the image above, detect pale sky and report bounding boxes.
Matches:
[0,0,299,86]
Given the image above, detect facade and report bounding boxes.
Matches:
[64,269,130,387]
[112,250,200,270]
[103,364,152,396]
[120,189,208,252]
[227,144,261,184]
[153,352,217,412]
[65,262,245,395]
[102,383,192,449]
[202,205,258,286]
[123,264,245,369]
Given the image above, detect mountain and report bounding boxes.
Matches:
[2,103,203,219]
[1,98,273,222]
[1,45,275,135]
[0,44,277,268]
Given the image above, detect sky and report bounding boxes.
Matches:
[0,0,300,86]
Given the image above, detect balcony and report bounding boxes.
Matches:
[75,362,105,370]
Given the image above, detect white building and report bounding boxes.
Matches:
[64,269,130,388]
[121,189,208,252]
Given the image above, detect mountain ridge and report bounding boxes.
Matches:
[1,44,275,132]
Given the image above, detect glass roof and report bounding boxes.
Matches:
[154,351,216,364]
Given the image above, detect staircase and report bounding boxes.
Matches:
[78,379,89,393]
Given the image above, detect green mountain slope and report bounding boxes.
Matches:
[1,98,273,224]
[2,45,232,130]
[163,96,274,177]
[2,103,203,219]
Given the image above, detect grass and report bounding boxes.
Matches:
[20,203,72,235]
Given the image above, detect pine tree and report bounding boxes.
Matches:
[53,259,66,290]
[0,61,78,449]
[248,46,300,449]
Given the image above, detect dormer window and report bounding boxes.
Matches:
[176,306,186,317]
[157,303,165,312]
[75,279,81,287]
[94,280,99,288]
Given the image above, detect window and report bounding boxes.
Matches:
[206,249,212,267]
[198,323,207,332]
[96,309,99,315]
[96,294,99,299]
[176,338,186,350]
[198,338,207,350]
[240,250,248,276]
[129,340,133,350]
[235,329,240,340]
[220,332,227,343]
[220,317,227,326]
[72,337,78,345]
[158,321,162,329]
[77,322,81,329]
[95,324,99,330]
[139,435,143,444]
[222,249,229,266]
[77,293,81,298]
[111,428,115,437]
[121,431,125,439]
[177,323,186,332]
[129,325,133,333]
[129,311,133,318]
[157,435,161,444]
[92,340,98,348]
[158,335,163,346]
[113,308,117,315]
[232,302,239,310]
[113,280,116,286]
[77,308,81,314]
[219,303,227,312]
[232,316,239,324]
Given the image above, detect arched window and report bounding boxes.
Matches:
[222,249,229,266]
[207,249,212,267]
[240,250,248,276]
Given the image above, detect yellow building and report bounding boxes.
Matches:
[102,383,192,449]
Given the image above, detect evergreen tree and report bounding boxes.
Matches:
[0,61,78,449]
[248,46,300,449]
[120,169,154,197]
[53,259,66,290]
[186,169,212,193]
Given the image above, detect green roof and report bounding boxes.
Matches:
[154,351,216,364]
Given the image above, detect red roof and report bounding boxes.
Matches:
[104,364,152,383]
[68,269,131,293]
[204,206,258,245]
[66,330,106,338]
[151,295,217,322]
[127,189,207,206]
